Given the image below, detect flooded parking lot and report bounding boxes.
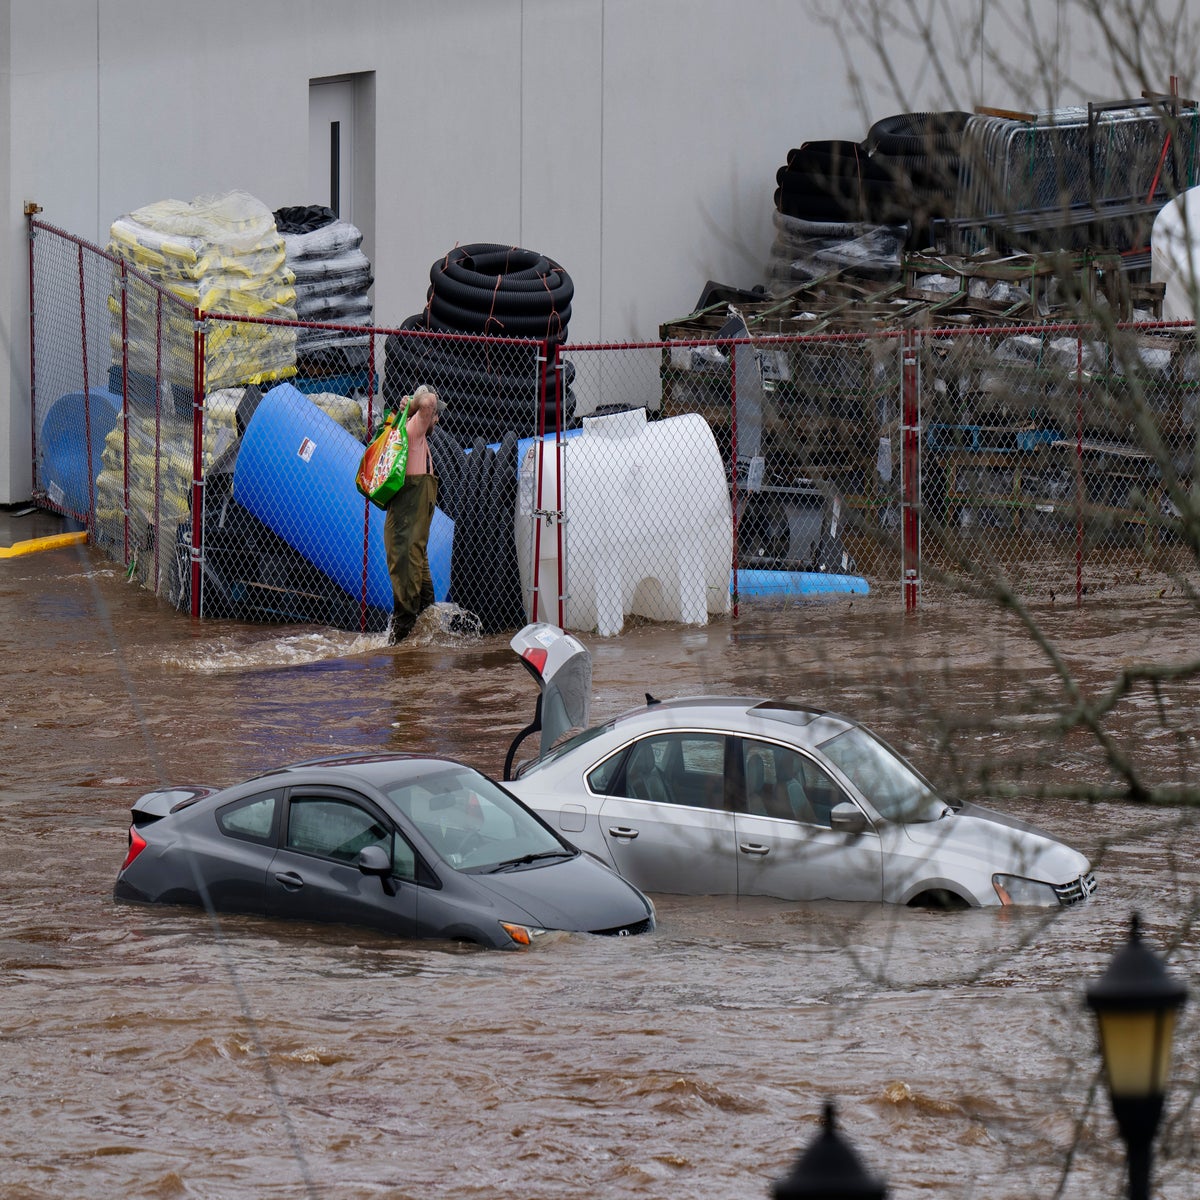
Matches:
[1,515,1198,1199]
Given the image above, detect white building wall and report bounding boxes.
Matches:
[2,0,1196,501]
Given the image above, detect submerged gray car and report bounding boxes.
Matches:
[113,753,655,948]
[503,624,1096,910]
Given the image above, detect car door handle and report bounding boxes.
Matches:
[738,842,770,856]
[608,826,640,840]
[274,871,305,890]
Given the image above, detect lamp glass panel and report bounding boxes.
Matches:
[1098,1010,1178,1098]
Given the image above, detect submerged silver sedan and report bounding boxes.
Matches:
[502,629,1096,910]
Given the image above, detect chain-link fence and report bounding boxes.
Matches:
[28,215,1199,636]
[636,317,1197,611]
[30,218,201,602]
[904,317,1198,602]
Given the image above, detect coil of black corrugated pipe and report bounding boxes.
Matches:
[428,243,573,342]
[379,243,575,443]
[384,329,575,399]
[427,293,572,340]
[435,252,574,304]
[382,324,575,443]
[427,425,467,522]
[864,111,970,156]
[438,243,574,294]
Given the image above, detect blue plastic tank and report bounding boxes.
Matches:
[233,382,451,610]
[39,388,123,520]
[732,568,869,597]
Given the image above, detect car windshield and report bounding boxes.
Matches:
[385,765,571,871]
[818,727,946,823]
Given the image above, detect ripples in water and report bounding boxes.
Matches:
[2,553,1199,1197]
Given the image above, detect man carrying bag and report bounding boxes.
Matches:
[383,383,443,643]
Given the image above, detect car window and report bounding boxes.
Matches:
[218,790,279,843]
[286,795,392,864]
[391,835,417,882]
[738,740,849,827]
[615,733,726,810]
[586,748,626,795]
[385,764,567,871]
[818,726,944,823]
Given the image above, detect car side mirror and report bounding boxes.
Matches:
[830,802,868,835]
[356,845,392,875]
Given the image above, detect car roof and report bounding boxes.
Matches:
[246,752,469,787]
[601,696,859,743]
[610,695,833,723]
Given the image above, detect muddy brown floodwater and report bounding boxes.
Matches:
[1,521,1198,1200]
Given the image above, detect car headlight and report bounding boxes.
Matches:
[499,921,551,947]
[992,874,1059,906]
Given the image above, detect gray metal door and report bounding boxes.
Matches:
[309,79,355,221]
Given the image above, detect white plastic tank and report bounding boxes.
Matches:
[516,407,732,636]
[1151,186,1200,321]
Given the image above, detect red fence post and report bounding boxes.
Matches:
[150,281,162,592]
[119,261,131,563]
[26,209,39,492]
[527,339,566,630]
[360,333,378,633]
[189,310,205,619]
[729,332,739,620]
[546,340,565,631]
[1075,333,1085,607]
[529,347,545,626]
[76,245,97,529]
[901,332,921,612]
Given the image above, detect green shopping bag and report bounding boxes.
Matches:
[355,399,410,509]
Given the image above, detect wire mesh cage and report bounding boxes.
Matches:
[952,101,1200,256]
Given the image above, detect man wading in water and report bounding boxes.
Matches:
[384,384,442,643]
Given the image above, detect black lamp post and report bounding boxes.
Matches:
[1085,912,1189,1200]
[771,1100,888,1200]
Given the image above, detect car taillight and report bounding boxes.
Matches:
[522,647,548,676]
[120,825,147,871]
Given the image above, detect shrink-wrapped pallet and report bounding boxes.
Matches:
[274,205,374,368]
[107,190,298,390]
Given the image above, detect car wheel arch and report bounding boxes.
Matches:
[903,884,975,911]
[435,920,506,949]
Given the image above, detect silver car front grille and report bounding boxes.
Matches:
[1055,872,1098,906]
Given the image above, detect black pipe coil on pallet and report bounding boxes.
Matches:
[384,239,576,444]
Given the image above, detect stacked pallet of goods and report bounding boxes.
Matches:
[274,204,374,386]
[107,189,298,392]
[98,191,299,584]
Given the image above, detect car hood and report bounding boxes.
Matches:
[900,809,1089,883]
[476,853,651,933]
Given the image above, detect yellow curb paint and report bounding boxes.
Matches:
[0,530,88,558]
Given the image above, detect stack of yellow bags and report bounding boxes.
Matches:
[107,190,298,391]
[92,389,244,585]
